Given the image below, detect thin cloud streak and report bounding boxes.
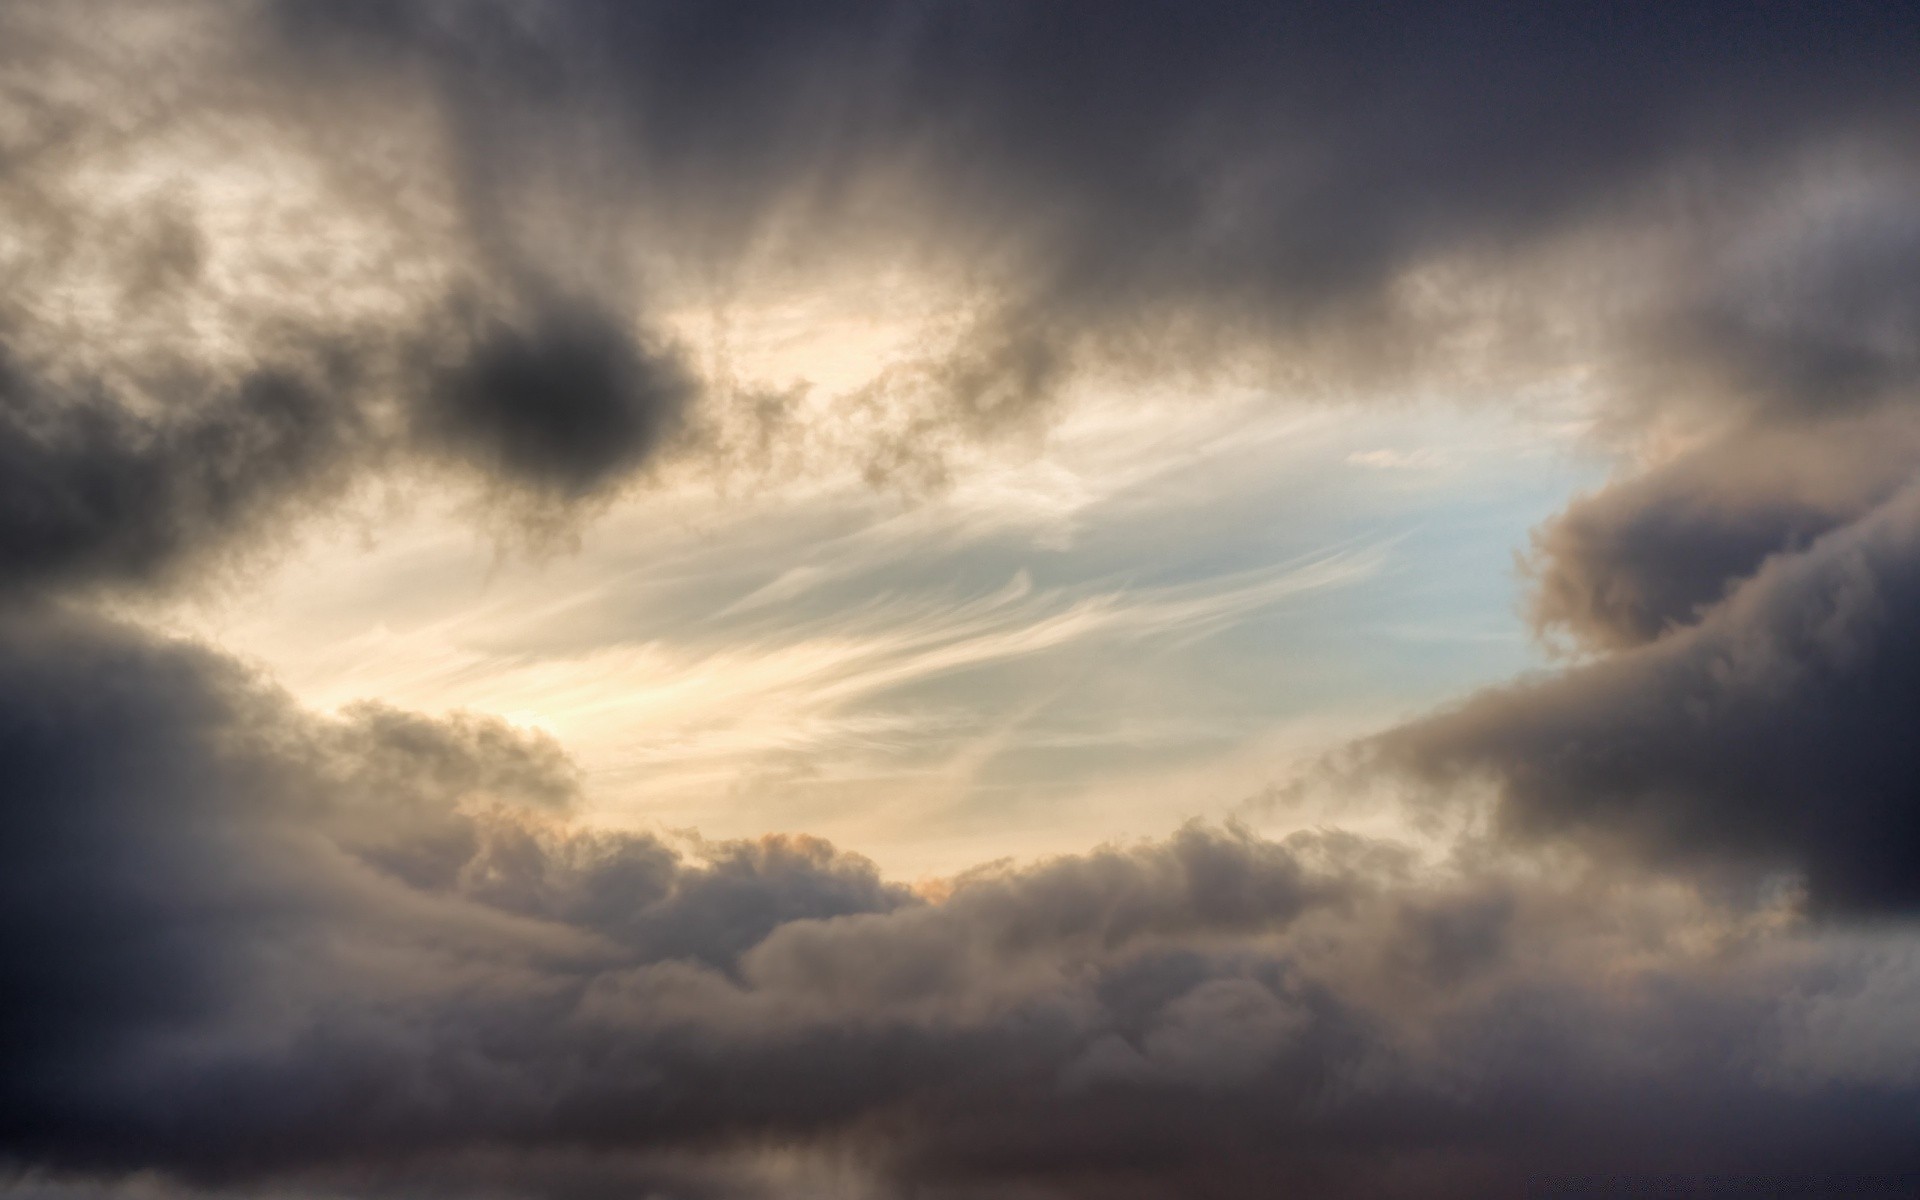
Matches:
[226,542,1386,823]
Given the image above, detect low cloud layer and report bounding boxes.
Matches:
[6,610,1920,1199]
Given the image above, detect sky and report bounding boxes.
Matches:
[5,2,1920,1197]
[152,390,1594,873]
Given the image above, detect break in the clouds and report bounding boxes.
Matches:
[7,1,1920,1197]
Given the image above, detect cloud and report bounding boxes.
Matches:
[0,0,705,590]
[1374,177,1920,914]
[0,349,362,595]
[1524,414,1920,650]
[6,0,1920,583]
[266,0,1920,393]
[1385,474,1920,913]
[1,608,1918,1197]
[1346,448,1449,471]
[0,605,910,1180]
[258,0,1920,457]
[417,304,694,503]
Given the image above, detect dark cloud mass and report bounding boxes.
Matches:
[7,0,1920,1196]
[6,0,1920,565]
[1388,195,1920,910]
[1391,474,1920,914]
[0,345,364,595]
[5,609,1920,1199]
[272,0,1920,363]
[1524,416,1920,650]
[420,305,693,501]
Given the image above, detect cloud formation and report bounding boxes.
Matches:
[0,355,357,594]
[419,304,694,501]
[6,1,1920,1196]
[9,0,1920,570]
[266,0,1920,402]
[1380,179,1920,914]
[1389,470,1920,914]
[6,608,1920,1199]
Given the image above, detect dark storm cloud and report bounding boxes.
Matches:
[2,609,1919,1198]
[8,0,1920,581]
[1525,415,1920,650]
[1387,477,1920,913]
[0,293,687,594]
[0,607,912,1181]
[266,0,1920,410]
[1383,159,1920,910]
[418,305,694,502]
[0,347,361,594]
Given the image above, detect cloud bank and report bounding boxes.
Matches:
[7,608,1920,1199]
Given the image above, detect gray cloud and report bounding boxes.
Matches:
[418,304,694,503]
[260,0,1920,464]
[1387,476,1920,913]
[0,0,708,592]
[1384,170,1920,913]
[0,348,362,595]
[1525,415,1920,650]
[2,609,1919,1197]
[0,606,908,1180]
[6,0,1920,585]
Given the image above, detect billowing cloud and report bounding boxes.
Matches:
[0,610,1916,1197]
[1388,471,1920,914]
[1524,414,1920,650]
[1381,165,1920,916]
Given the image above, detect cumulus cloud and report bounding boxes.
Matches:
[1379,159,1920,916]
[1387,474,1920,914]
[1524,414,1920,650]
[6,607,1920,1198]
